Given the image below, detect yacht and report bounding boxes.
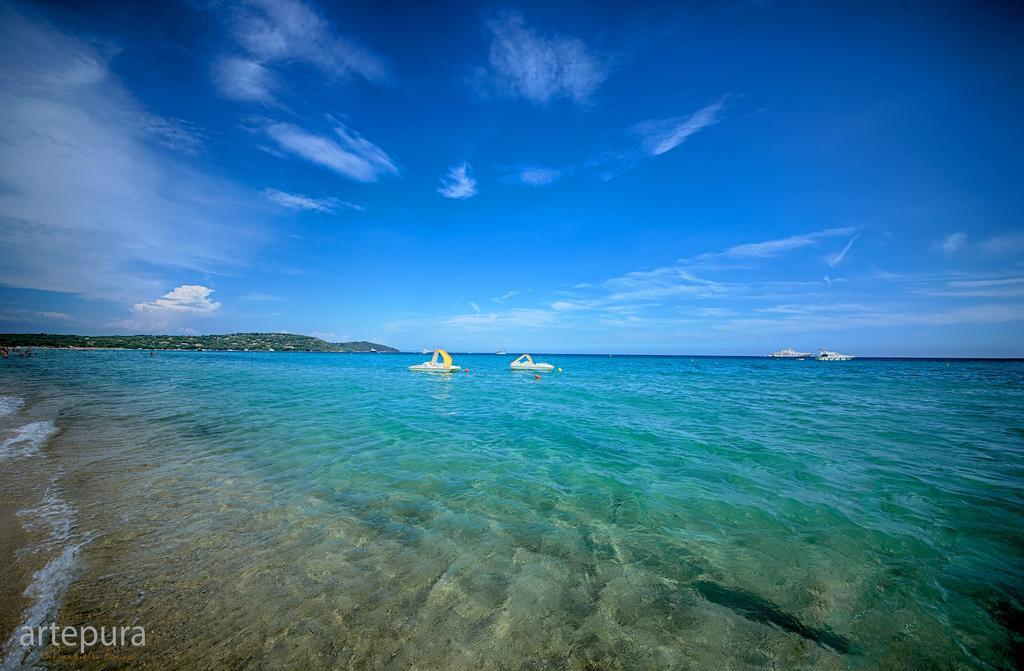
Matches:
[496,341,507,355]
[420,348,431,355]
[817,349,855,361]
[768,347,811,359]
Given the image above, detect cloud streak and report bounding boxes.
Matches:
[597,100,726,179]
[826,235,858,267]
[263,188,363,213]
[264,122,399,182]
[631,101,725,156]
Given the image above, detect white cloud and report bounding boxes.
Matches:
[826,235,858,267]
[939,232,967,253]
[214,0,387,102]
[469,302,480,314]
[212,56,275,102]
[263,188,363,213]
[438,162,477,199]
[631,101,725,156]
[264,122,399,182]
[0,6,266,303]
[507,166,565,187]
[132,285,221,314]
[479,12,607,105]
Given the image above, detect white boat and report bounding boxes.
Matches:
[510,353,555,372]
[420,348,431,355]
[817,349,854,361]
[496,341,507,355]
[768,347,811,359]
[409,348,461,372]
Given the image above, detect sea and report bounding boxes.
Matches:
[0,350,1021,669]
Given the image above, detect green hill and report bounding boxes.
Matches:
[0,333,398,353]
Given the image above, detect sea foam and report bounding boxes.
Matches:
[0,395,24,418]
[0,480,86,671]
[0,421,56,462]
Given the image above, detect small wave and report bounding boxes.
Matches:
[0,421,56,463]
[0,541,85,671]
[0,481,87,671]
[0,396,24,418]
[16,487,76,553]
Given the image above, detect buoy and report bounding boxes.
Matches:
[557,367,563,373]
[534,374,540,380]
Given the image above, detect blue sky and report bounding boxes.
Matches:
[1,0,1022,355]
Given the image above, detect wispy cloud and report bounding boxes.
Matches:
[132,285,221,315]
[596,100,725,179]
[0,309,75,324]
[240,292,284,302]
[213,0,387,102]
[438,162,477,199]
[212,56,275,102]
[701,227,856,262]
[504,165,565,187]
[716,303,1024,334]
[0,5,266,303]
[980,231,1024,255]
[492,290,521,302]
[263,188,363,213]
[445,307,557,329]
[263,122,399,182]
[826,235,858,267]
[631,100,725,156]
[915,276,1024,298]
[548,228,860,313]
[476,12,607,105]
[939,232,967,254]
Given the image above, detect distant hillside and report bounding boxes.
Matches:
[0,333,398,353]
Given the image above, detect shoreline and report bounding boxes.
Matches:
[6,347,1023,360]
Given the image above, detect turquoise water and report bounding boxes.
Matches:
[1,351,1022,669]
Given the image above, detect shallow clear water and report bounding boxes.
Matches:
[1,351,1022,669]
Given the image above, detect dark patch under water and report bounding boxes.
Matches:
[693,581,855,654]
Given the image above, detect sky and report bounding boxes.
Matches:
[0,0,1022,356]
